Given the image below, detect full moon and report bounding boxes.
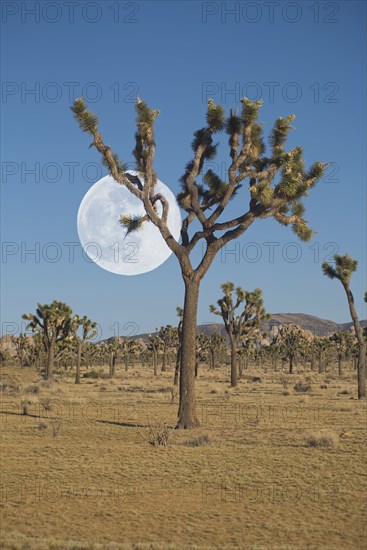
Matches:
[77,171,181,275]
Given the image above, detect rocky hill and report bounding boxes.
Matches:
[132,313,367,341]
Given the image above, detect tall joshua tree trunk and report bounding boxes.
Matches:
[343,284,366,398]
[161,349,167,372]
[46,335,56,379]
[289,354,293,374]
[177,279,200,429]
[229,332,238,387]
[109,352,116,379]
[75,340,82,384]
[174,347,180,386]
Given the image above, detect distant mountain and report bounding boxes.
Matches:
[1,315,366,351]
[132,313,367,341]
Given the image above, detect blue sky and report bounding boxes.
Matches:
[1,0,366,339]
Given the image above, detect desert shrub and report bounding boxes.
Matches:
[26,385,40,394]
[248,376,262,383]
[51,419,62,437]
[21,399,31,415]
[0,381,20,393]
[306,431,338,448]
[123,386,171,394]
[181,434,210,447]
[83,370,100,379]
[37,421,48,430]
[337,389,351,395]
[210,389,218,394]
[279,375,290,390]
[39,398,52,411]
[294,381,311,393]
[148,422,170,447]
[282,390,290,396]
[39,379,55,388]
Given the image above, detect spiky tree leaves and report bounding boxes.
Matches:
[119,214,148,236]
[322,253,366,398]
[71,96,325,428]
[22,301,73,379]
[210,283,267,386]
[322,254,358,285]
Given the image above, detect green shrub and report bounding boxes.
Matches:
[294,381,311,393]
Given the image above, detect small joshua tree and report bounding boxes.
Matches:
[322,254,366,398]
[329,330,354,377]
[71,97,325,427]
[210,283,267,386]
[147,335,162,377]
[71,315,97,384]
[174,307,183,386]
[274,324,309,374]
[158,325,178,372]
[208,332,227,370]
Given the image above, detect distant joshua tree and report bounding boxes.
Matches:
[329,330,354,377]
[147,335,162,376]
[71,315,97,384]
[107,338,121,379]
[274,324,309,374]
[158,325,178,372]
[208,332,227,370]
[322,254,366,398]
[22,301,73,379]
[210,283,267,386]
[71,97,325,427]
[174,307,183,386]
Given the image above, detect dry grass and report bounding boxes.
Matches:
[0,362,366,549]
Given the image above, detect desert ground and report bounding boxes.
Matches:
[1,361,366,550]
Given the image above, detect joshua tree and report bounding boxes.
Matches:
[238,337,256,374]
[210,283,267,386]
[275,324,308,374]
[147,335,162,376]
[195,333,210,378]
[71,97,325,428]
[119,337,140,371]
[322,254,366,398]
[14,334,29,368]
[174,307,183,386]
[107,338,121,379]
[71,315,97,384]
[207,332,227,370]
[22,301,73,379]
[312,336,330,373]
[329,330,354,377]
[158,325,178,372]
